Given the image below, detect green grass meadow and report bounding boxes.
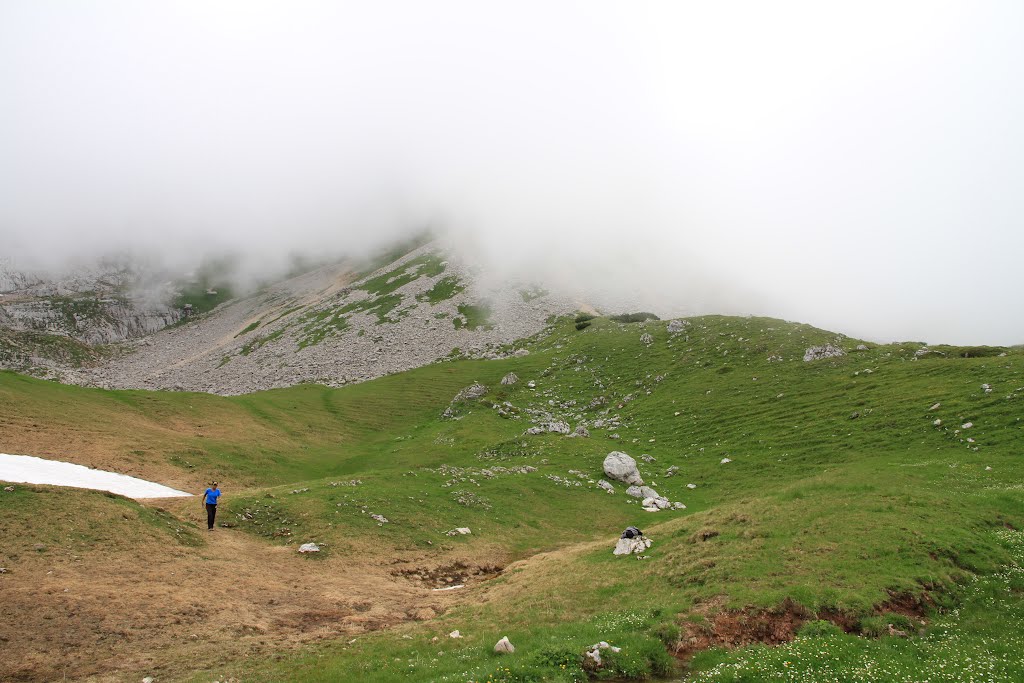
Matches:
[2,314,1022,681]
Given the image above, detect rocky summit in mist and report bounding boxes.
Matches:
[0,241,584,394]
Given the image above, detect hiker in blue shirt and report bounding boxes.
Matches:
[203,482,222,530]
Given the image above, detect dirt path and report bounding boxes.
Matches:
[0,501,466,682]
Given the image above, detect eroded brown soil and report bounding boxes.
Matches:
[0,498,487,682]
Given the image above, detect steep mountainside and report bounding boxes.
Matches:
[75,244,577,394]
[0,257,181,379]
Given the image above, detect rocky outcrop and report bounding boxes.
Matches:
[803,344,846,362]
[66,244,578,395]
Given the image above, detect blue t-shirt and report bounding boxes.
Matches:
[204,488,222,505]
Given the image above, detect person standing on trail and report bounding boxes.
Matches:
[203,482,221,530]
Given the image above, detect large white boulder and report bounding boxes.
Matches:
[603,452,643,485]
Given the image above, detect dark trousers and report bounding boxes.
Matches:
[206,503,217,529]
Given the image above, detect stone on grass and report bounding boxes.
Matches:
[501,373,519,385]
[962,422,973,429]
[803,345,846,362]
[572,425,590,438]
[686,483,697,489]
[929,402,941,411]
[370,514,388,524]
[603,451,643,485]
[449,630,463,638]
[452,382,488,402]
[614,536,652,555]
[597,480,615,494]
[933,419,942,427]
[720,458,732,464]
[546,420,571,434]
[494,636,515,653]
[526,420,571,435]
[667,319,687,334]
[298,543,320,553]
[625,485,660,499]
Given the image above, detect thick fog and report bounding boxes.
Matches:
[2,1,1023,344]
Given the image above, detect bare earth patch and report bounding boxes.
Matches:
[0,496,482,682]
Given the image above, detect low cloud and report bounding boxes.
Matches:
[2,1,1022,344]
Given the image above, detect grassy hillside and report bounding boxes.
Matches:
[1,314,1022,682]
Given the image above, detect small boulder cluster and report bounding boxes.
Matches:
[584,640,622,667]
[602,451,685,512]
[803,344,846,362]
[525,420,571,435]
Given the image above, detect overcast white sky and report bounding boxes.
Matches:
[2,1,1023,344]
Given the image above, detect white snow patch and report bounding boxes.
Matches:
[0,453,192,499]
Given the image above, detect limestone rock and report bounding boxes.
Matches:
[298,542,320,553]
[667,319,687,334]
[613,536,652,555]
[501,373,519,385]
[453,382,488,402]
[494,636,515,653]
[803,344,846,362]
[526,420,571,435]
[603,451,643,485]
[626,485,660,499]
[597,480,615,494]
